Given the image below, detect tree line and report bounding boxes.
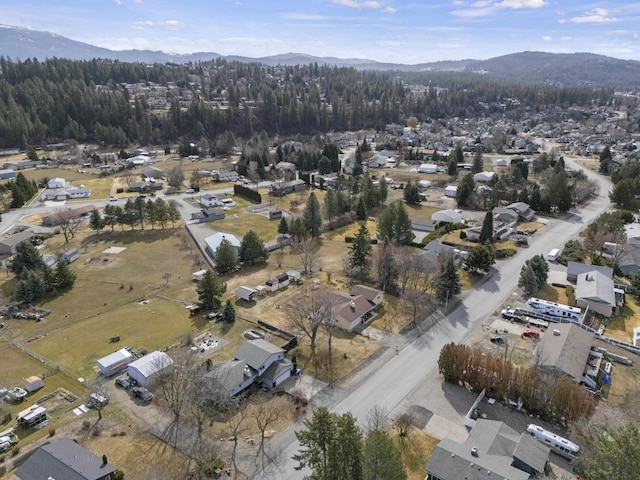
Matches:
[0,56,617,149]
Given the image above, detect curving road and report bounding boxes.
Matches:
[256,156,613,479]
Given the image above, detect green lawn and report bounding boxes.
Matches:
[207,213,280,242]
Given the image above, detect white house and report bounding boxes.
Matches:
[432,209,463,224]
[97,348,133,377]
[44,187,92,201]
[47,178,66,189]
[418,163,438,174]
[444,185,458,198]
[127,351,174,387]
[204,232,241,258]
[126,155,151,166]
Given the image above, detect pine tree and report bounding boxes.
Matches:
[349,224,372,277]
[518,264,539,296]
[478,211,494,244]
[377,202,414,246]
[472,148,484,174]
[456,173,475,208]
[303,192,323,238]
[239,230,268,266]
[363,430,407,480]
[197,270,227,310]
[222,299,236,323]
[277,216,289,235]
[355,196,367,221]
[214,238,239,274]
[54,258,77,290]
[403,180,420,205]
[293,407,336,478]
[435,257,461,305]
[378,177,388,205]
[10,241,45,276]
[88,208,105,234]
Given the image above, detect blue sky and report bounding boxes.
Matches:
[2,1,640,63]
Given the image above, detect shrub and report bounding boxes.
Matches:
[48,428,55,437]
[12,446,20,456]
[566,285,576,306]
[233,184,262,203]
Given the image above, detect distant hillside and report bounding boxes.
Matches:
[1,24,640,88]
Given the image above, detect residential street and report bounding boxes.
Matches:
[255,157,613,479]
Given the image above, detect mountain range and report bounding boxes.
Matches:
[2,24,640,89]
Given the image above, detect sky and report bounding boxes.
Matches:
[2,1,640,64]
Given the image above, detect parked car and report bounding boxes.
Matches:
[109,196,118,202]
[490,336,505,345]
[204,312,223,321]
[501,309,523,321]
[186,188,195,194]
[132,386,153,402]
[88,393,109,409]
[115,376,132,389]
[522,329,540,339]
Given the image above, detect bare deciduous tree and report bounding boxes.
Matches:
[252,395,281,466]
[291,234,319,274]
[227,406,248,478]
[51,208,82,243]
[393,413,413,450]
[365,404,388,433]
[285,286,332,357]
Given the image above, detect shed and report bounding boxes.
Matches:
[97,348,133,377]
[127,351,174,387]
[62,248,79,263]
[42,253,58,267]
[287,270,301,283]
[269,210,283,220]
[255,285,268,297]
[236,286,258,302]
[444,185,458,198]
[17,405,48,429]
[473,171,496,183]
[417,180,432,189]
[276,273,290,288]
[23,376,44,393]
[192,269,207,282]
[265,278,279,292]
[432,209,463,224]
[418,163,438,174]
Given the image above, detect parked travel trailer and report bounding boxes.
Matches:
[527,424,580,460]
[526,297,581,320]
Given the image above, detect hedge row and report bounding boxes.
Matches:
[233,184,261,203]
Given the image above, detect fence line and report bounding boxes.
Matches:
[11,340,83,383]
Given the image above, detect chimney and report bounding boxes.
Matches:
[471,446,478,457]
[349,300,355,311]
[102,454,108,467]
[553,329,561,336]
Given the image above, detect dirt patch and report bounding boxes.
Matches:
[35,388,80,414]
[84,256,113,266]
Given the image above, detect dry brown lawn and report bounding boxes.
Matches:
[605,297,640,343]
[536,284,569,305]
[390,427,440,480]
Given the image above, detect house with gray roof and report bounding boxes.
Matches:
[506,202,535,222]
[141,165,163,179]
[575,270,616,317]
[492,207,519,225]
[566,261,613,283]
[534,323,594,382]
[231,339,293,391]
[425,419,549,480]
[16,437,118,480]
[204,232,241,259]
[619,246,640,277]
[191,207,225,223]
[0,229,34,255]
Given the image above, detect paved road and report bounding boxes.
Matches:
[256,156,613,479]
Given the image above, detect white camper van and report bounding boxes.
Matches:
[547,248,560,262]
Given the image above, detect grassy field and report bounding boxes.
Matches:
[392,427,440,480]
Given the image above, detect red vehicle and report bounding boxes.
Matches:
[522,329,540,339]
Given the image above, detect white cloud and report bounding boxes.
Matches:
[561,36,572,41]
[131,20,185,31]
[282,13,329,20]
[569,8,618,24]
[218,37,283,45]
[331,0,395,12]
[495,0,545,8]
[375,40,407,46]
[542,35,551,41]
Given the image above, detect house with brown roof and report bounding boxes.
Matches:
[325,291,377,332]
[349,285,384,308]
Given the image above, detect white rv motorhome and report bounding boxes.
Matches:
[526,297,581,320]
